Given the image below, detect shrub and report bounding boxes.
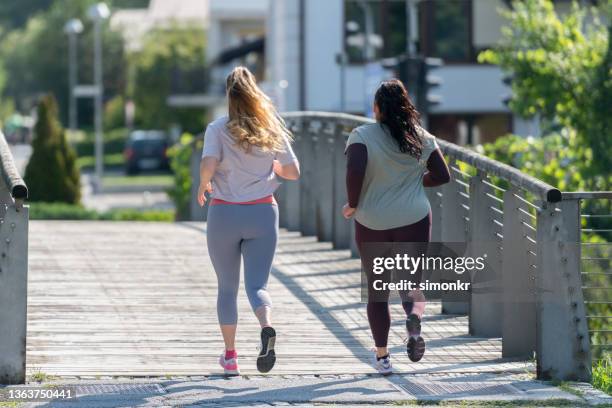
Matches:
[29,202,174,221]
[593,357,611,395]
[73,128,129,157]
[29,202,98,220]
[104,95,126,131]
[167,133,200,220]
[98,208,173,222]
[24,94,81,204]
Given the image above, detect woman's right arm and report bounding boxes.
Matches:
[198,124,221,206]
[423,149,451,187]
[344,143,367,218]
[197,156,218,207]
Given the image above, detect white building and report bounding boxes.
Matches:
[208,0,269,115]
[173,0,588,144]
[111,0,209,51]
[264,0,549,144]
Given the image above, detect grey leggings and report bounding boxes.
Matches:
[206,203,278,325]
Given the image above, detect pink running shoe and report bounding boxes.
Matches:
[219,353,240,376]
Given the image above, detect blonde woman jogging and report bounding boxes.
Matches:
[344,79,450,375]
[198,67,300,375]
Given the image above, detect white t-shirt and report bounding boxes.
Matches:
[201,116,298,202]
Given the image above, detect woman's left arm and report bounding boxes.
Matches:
[197,156,218,207]
[423,148,451,187]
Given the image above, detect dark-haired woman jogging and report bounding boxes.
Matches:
[198,66,300,376]
[343,79,450,375]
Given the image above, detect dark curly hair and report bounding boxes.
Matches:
[374,79,423,159]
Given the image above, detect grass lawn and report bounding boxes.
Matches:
[77,153,124,169]
[102,174,173,188]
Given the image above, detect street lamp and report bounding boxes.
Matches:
[87,2,110,193]
[64,18,83,133]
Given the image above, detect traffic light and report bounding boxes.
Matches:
[381,55,420,102]
[382,54,444,115]
[501,74,514,107]
[418,57,443,112]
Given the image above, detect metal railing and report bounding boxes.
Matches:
[564,192,612,367]
[0,130,29,384]
[189,112,609,382]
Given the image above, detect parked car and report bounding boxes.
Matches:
[124,130,170,174]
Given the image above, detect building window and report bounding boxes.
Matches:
[344,0,408,63]
[420,0,473,63]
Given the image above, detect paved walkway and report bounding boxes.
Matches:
[23,221,610,405]
[17,374,612,407]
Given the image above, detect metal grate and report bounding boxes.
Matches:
[395,380,522,398]
[75,383,166,396]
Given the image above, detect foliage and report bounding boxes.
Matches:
[128,26,206,133]
[101,208,173,221]
[0,0,126,125]
[24,95,81,204]
[29,202,174,221]
[167,133,200,220]
[0,0,148,32]
[480,131,585,192]
[592,356,611,395]
[102,174,172,187]
[478,0,611,189]
[0,0,54,31]
[104,95,126,130]
[73,127,128,157]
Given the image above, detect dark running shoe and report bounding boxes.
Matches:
[256,326,276,373]
[406,314,426,362]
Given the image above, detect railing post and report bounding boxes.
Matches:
[314,121,336,242]
[299,119,318,236]
[0,204,29,384]
[536,199,591,381]
[332,126,350,249]
[440,158,469,314]
[501,187,536,358]
[468,171,502,337]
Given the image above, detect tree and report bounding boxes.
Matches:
[0,0,54,31]
[0,0,127,125]
[479,0,611,189]
[129,25,207,133]
[24,95,81,204]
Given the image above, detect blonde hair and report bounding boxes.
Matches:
[226,66,291,153]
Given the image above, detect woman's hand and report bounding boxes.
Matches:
[197,182,213,207]
[342,203,356,219]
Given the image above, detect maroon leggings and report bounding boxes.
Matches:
[355,212,431,347]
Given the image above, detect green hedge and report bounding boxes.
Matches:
[73,128,129,157]
[29,202,174,221]
[76,153,125,170]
